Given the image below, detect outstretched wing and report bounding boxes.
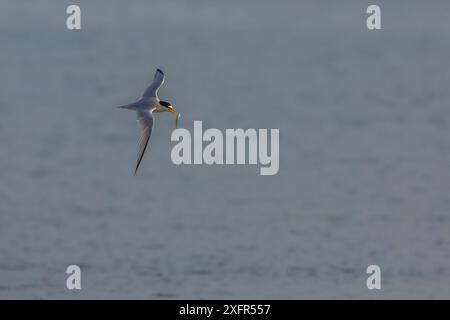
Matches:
[142,69,165,99]
[135,110,154,175]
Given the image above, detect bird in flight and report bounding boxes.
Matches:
[118,69,180,175]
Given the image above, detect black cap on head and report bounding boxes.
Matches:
[160,100,171,108]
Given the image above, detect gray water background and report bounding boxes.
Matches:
[1,0,450,299]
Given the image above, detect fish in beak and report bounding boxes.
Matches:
[168,106,180,128]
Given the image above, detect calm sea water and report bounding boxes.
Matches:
[1,0,450,299]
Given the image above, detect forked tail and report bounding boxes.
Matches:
[117,101,141,110]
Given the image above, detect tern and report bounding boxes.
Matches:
[118,69,180,175]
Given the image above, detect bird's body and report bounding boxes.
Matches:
[118,69,179,175]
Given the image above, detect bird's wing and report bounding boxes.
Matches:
[135,110,154,175]
[142,69,165,99]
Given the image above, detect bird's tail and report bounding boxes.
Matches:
[117,101,141,110]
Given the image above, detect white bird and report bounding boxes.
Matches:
[118,69,180,175]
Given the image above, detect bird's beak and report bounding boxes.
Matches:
[168,106,177,114]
